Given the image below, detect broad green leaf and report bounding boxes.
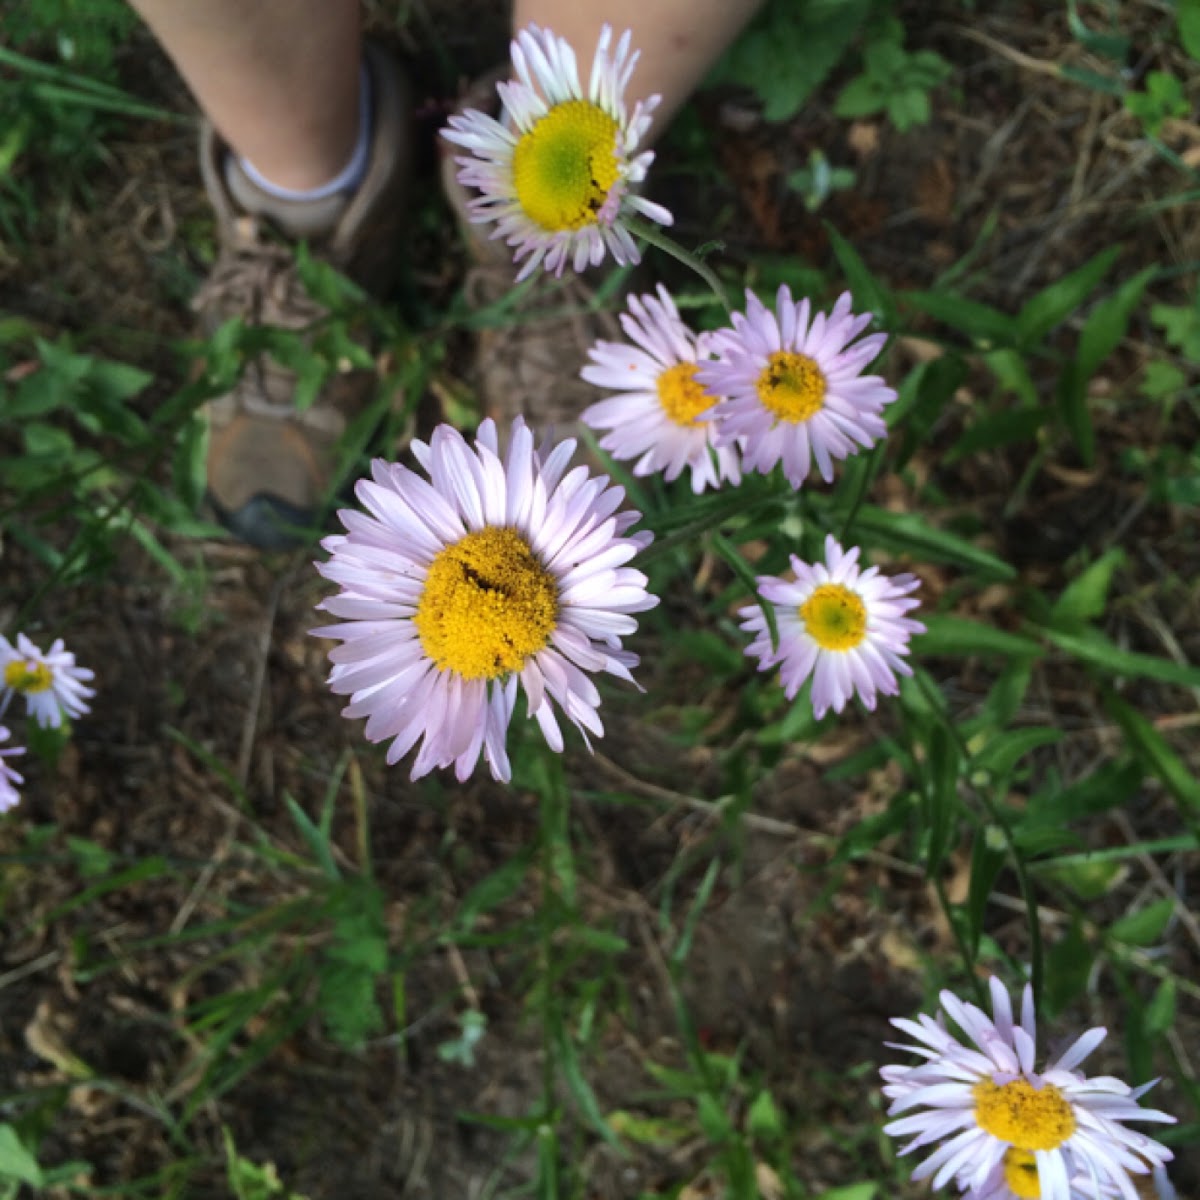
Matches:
[1143,977,1176,1037]
[1104,692,1200,814]
[1049,548,1126,629]
[849,507,1016,579]
[1015,758,1143,849]
[904,290,1016,344]
[1042,920,1092,1015]
[712,0,871,121]
[1016,246,1120,346]
[916,615,1042,659]
[172,411,210,513]
[747,1090,784,1139]
[1109,898,1175,947]
[0,1125,43,1186]
[1041,858,1126,903]
[1077,267,1156,377]
[973,728,1063,779]
[946,406,1047,463]
[1043,628,1200,690]
[1179,0,1200,60]
[816,1186,877,1200]
[1055,360,1094,465]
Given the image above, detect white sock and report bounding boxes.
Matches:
[235,62,372,202]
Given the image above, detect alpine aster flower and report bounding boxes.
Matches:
[312,418,658,783]
[441,23,673,280]
[0,633,95,729]
[699,286,896,489]
[739,535,922,718]
[0,725,24,813]
[881,978,1176,1200]
[581,285,741,493]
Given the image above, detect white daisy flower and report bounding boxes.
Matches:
[312,417,658,783]
[581,284,742,493]
[0,633,95,729]
[881,978,1176,1200]
[739,535,923,718]
[698,286,896,489]
[0,725,24,814]
[441,23,673,280]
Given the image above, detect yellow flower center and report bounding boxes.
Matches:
[4,659,53,694]
[1002,1148,1041,1199]
[512,100,621,233]
[973,1079,1076,1152]
[656,363,714,427]
[799,584,867,651]
[414,527,559,681]
[756,350,826,423]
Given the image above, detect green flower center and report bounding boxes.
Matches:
[799,584,867,651]
[756,350,826,423]
[414,527,559,681]
[512,100,621,233]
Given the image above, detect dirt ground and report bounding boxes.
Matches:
[2,2,1199,1196]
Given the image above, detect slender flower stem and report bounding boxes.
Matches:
[625,216,732,315]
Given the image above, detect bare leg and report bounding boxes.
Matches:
[512,0,764,138]
[128,0,361,190]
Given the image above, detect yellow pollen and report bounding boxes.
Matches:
[512,100,621,233]
[4,659,53,694]
[656,363,714,427]
[414,527,559,681]
[756,350,827,423]
[973,1079,1076,1152]
[799,584,867,652]
[1002,1149,1041,1199]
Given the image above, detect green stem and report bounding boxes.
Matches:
[624,216,732,315]
[915,672,1045,1006]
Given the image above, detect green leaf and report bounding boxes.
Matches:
[946,406,1047,463]
[1077,267,1156,379]
[1015,246,1120,347]
[1143,977,1176,1037]
[1055,361,1094,465]
[555,1026,623,1149]
[172,411,209,513]
[832,73,884,119]
[1050,548,1126,629]
[816,1187,877,1200]
[904,290,1015,343]
[713,0,871,122]
[1043,628,1200,690]
[823,224,894,328]
[1015,758,1143,849]
[453,850,533,933]
[974,728,1063,779]
[924,724,960,873]
[1109,898,1175,947]
[916,615,1043,659]
[966,826,1007,954]
[1042,920,1092,1015]
[0,1125,43,1186]
[1179,0,1200,60]
[746,1090,783,1139]
[1104,692,1200,814]
[848,507,1015,579]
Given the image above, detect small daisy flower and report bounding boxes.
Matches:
[312,417,658,783]
[0,633,95,729]
[581,285,741,493]
[699,286,895,489]
[739,535,923,718]
[881,978,1176,1200]
[0,725,24,814]
[441,23,673,280]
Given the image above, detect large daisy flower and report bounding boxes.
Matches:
[441,23,673,280]
[0,633,95,729]
[581,285,741,493]
[312,417,658,783]
[699,286,895,489]
[0,725,24,814]
[881,978,1176,1200]
[739,535,922,718]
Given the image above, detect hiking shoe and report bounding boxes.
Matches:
[193,42,412,550]
[438,72,619,436]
